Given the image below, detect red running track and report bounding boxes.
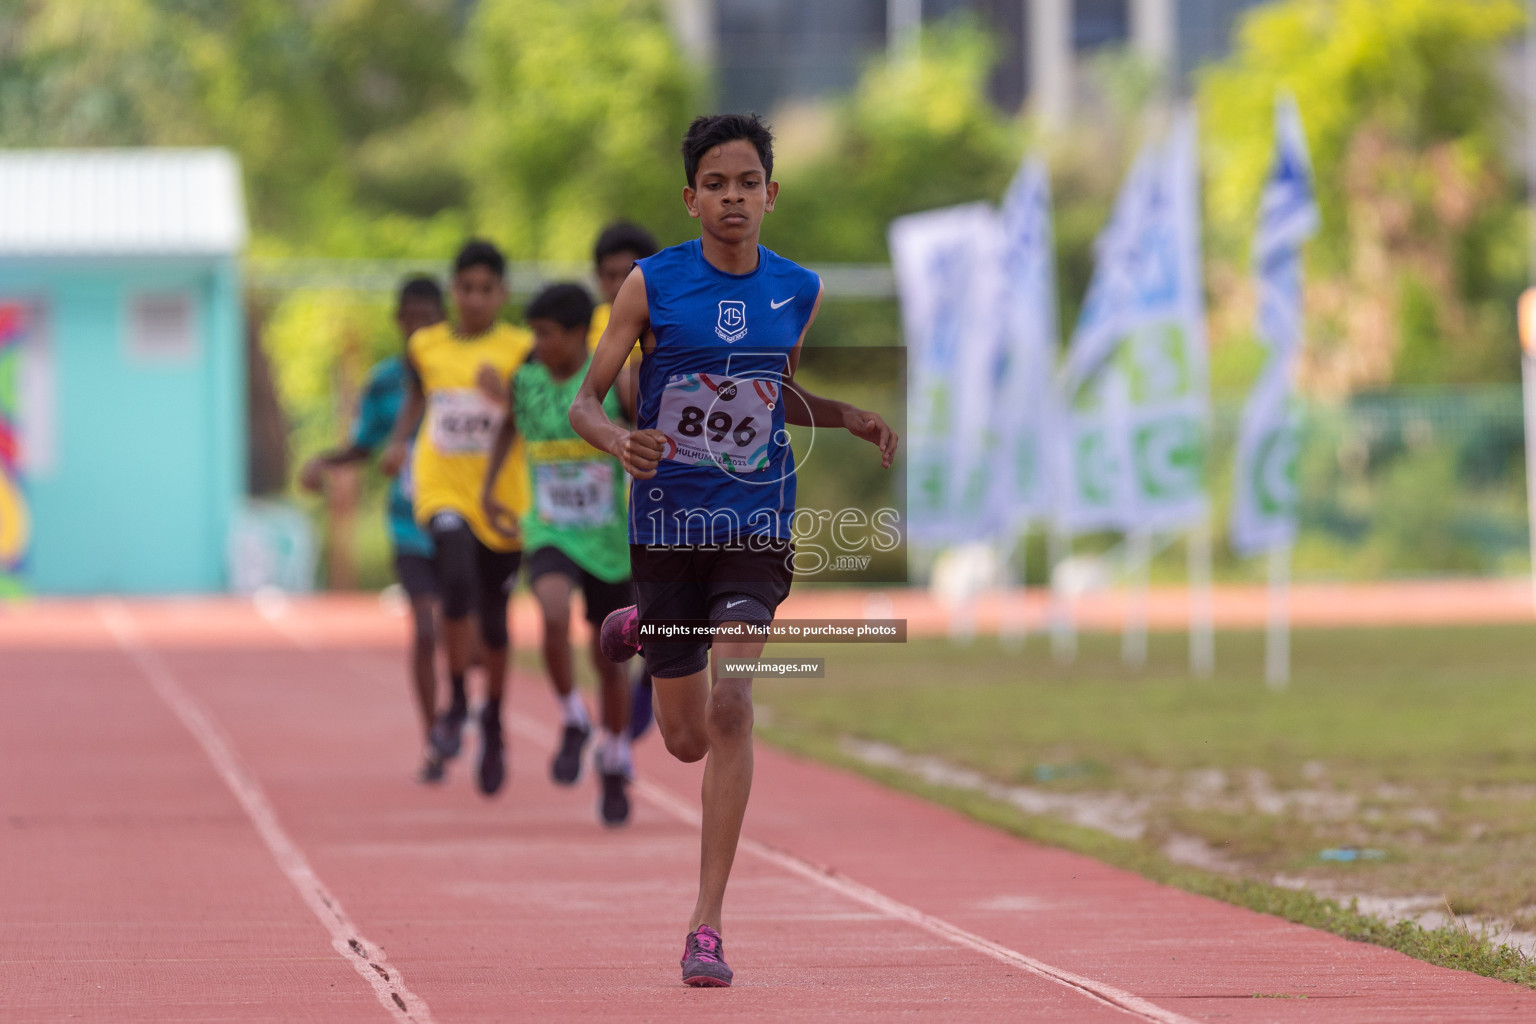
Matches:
[2,598,1532,1022]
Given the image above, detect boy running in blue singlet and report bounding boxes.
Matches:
[569,114,898,987]
[300,277,447,784]
[481,283,638,825]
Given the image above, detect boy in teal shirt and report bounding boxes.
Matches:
[482,283,637,825]
[302,276,446,784]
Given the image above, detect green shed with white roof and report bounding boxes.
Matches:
[0,148,249,594]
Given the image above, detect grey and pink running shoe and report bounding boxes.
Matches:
[681,925,732,987]
[599,604,641,664]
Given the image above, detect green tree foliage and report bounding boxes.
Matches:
[0,0,467,255]
[461,0,698,261]
[1199,0,1527,391]
[769,22,1022,263]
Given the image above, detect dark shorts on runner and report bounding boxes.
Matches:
[392,552,439,600]
[630,539,794,679]
[427,512,522,650]
[525,546,634,628]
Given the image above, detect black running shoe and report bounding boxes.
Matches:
[415,749,446,785]
[476,709,506,796]
[599,769,631,826]
[429,702,467,760]
[550,722,591,785]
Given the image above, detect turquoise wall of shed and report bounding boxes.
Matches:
[0,256,246,594]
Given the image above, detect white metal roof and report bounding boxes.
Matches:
[0,148,247,257]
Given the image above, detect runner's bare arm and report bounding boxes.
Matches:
[381,360,425,477]
[570,269,666,479]
[476,363,510,411]
[781,283,898,469]
[616,359,639,423]
[480,377,521,540]
[299,442,372,492]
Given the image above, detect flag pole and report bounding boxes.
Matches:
[1524,0,1536,611]
[1122,529,1151,669]
[1049,524,1076,664]
[999,527,1030,653]
[1189,517,1215,678]
[1266,543,1291,687]
[1520,290,1536,612]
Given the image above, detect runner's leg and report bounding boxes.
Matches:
[471,539,519,795]
[582,572,635,823]
[427,517,478,758]
[408,596,436,730]
[395,551,445,782]
[690,628,765,932]
[650,669,710,764]
[529,550,593,783]
[532,569,578,702]
[592,632,629,738]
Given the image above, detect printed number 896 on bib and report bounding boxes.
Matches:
[656,373,779,474]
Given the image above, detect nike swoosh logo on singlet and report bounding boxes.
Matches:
[770,297,793,310]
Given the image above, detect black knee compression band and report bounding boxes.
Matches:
[708,593,773,628]
[641,593,772,679]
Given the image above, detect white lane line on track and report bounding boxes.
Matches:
[97,601,435,1024]
[502,712,1195,1024]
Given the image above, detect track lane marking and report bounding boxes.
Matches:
[98,601,436,1024]
[503,712,1196,1024]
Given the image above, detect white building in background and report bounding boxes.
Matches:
[665,0,1269,122]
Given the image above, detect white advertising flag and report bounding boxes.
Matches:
[890,203,1005,544]
[1231,96,1318,555]
[1053,112,1211,534]
[986,158,1058,535]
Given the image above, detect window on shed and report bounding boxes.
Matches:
[128,292,197,362]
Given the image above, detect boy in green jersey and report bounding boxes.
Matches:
[482,283,637,825]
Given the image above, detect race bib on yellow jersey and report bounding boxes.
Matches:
[655,372,778,473]
[534,461,615,527]
[428,389,499,454]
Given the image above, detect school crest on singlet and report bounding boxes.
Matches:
[715,300,748,343]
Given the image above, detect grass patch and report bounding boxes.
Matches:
[754,624,1536,988]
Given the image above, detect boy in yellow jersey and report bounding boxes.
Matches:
[591,222,659,740]
[382,240,532,796]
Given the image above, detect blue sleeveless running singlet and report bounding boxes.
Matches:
[630,239,820,545]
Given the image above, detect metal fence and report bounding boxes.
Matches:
[1212,387,1529,580]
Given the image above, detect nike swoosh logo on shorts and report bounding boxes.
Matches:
[770,297,793,310]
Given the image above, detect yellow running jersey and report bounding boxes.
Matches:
[408,321,532,552]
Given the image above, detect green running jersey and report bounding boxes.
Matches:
[513,354,629,582]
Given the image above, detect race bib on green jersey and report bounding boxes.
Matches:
[534,460,616,527]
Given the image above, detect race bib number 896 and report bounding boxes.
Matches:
[655,373,779,473]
